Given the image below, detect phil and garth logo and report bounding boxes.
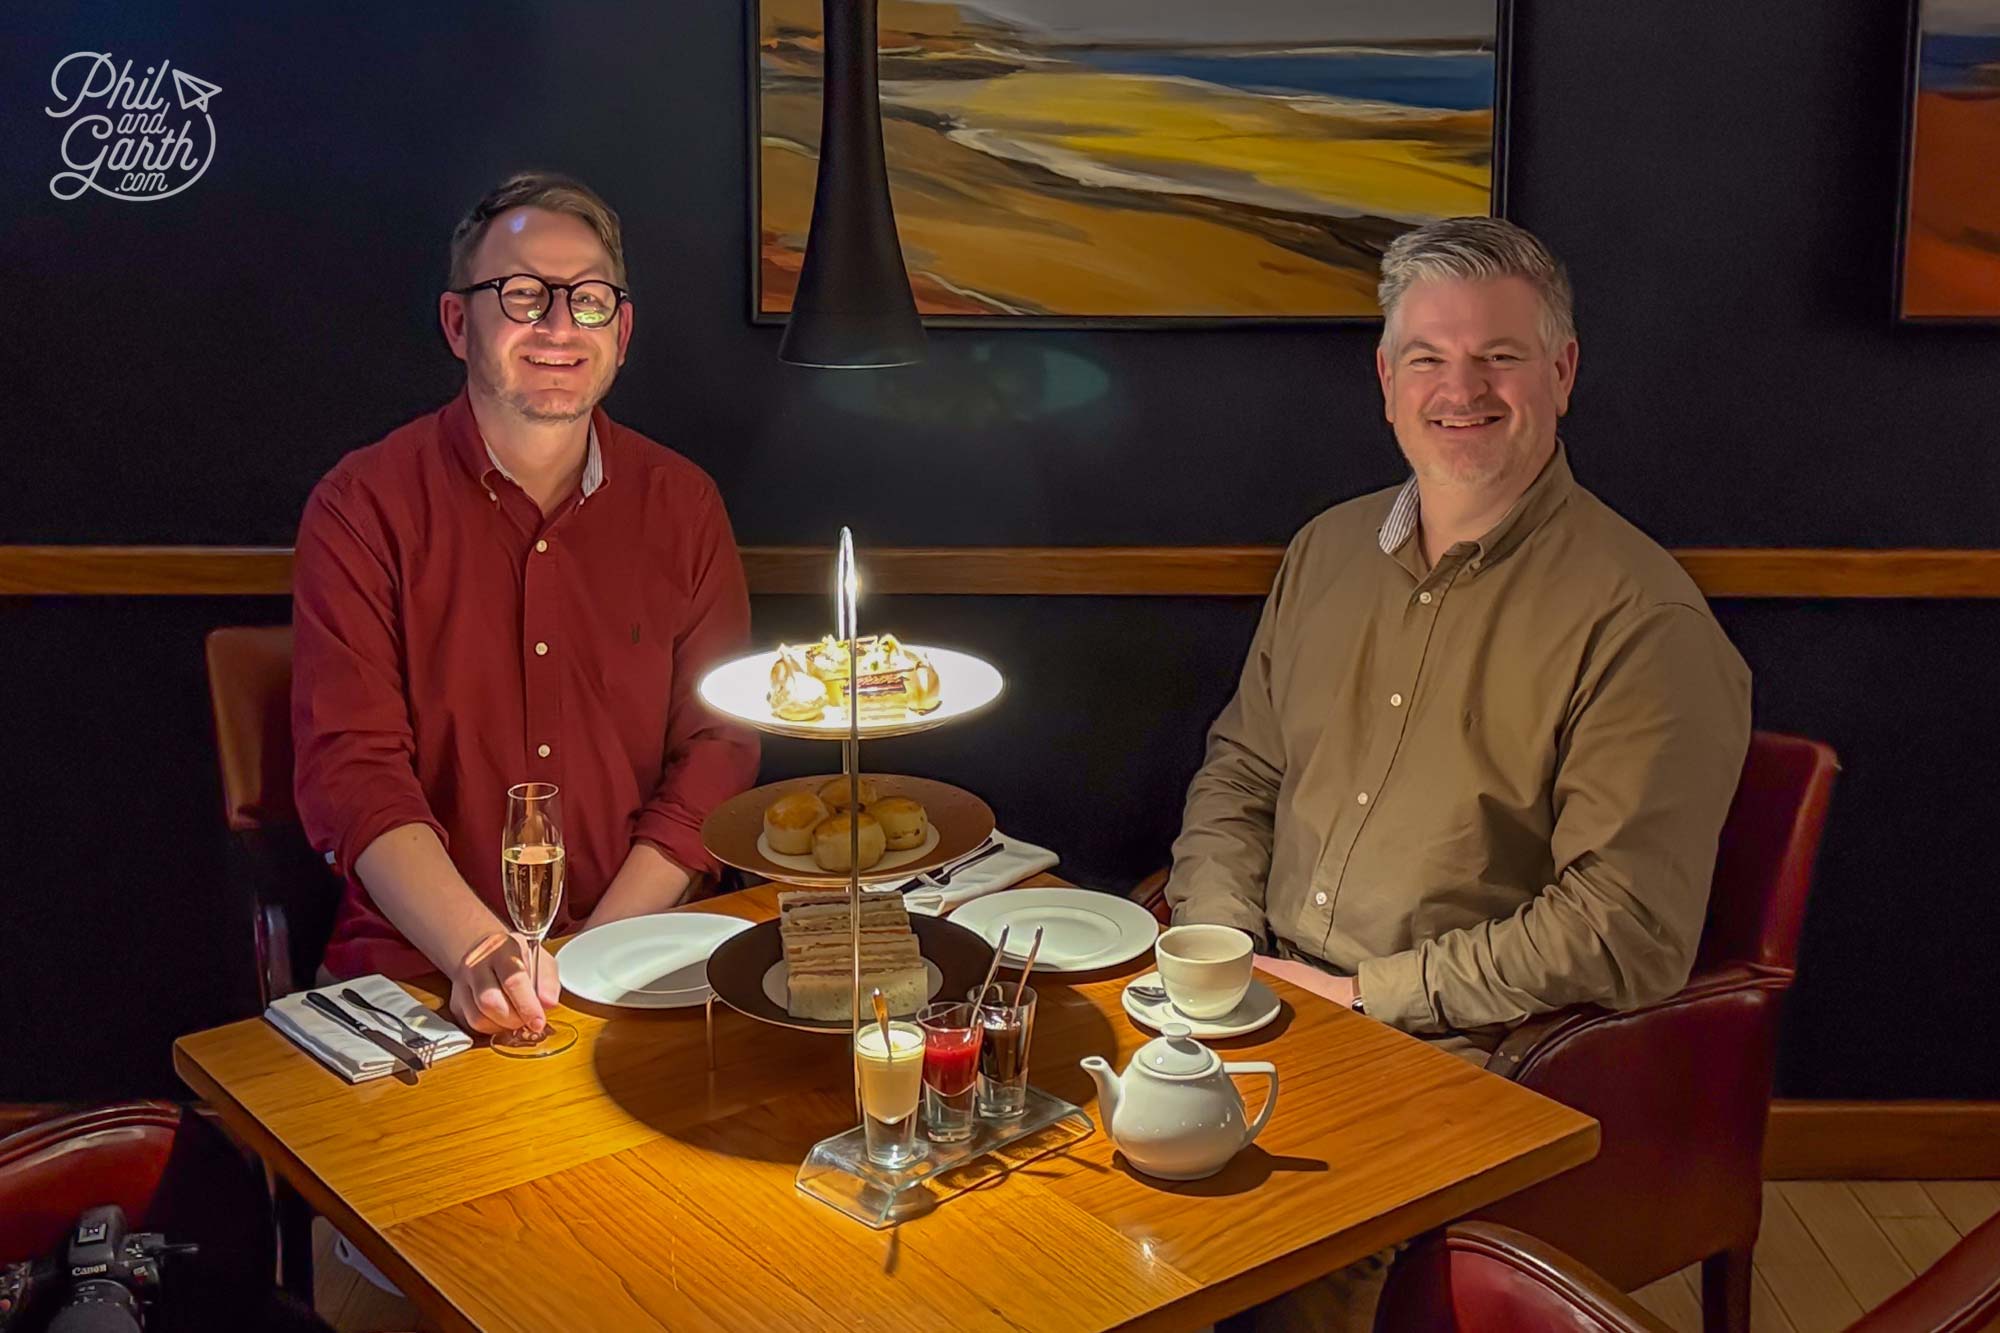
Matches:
[45,52,221,202]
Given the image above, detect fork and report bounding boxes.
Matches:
[340,988,439,1068]
[922,840,1003,887]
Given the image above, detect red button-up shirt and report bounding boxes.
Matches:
[292,388,759,979]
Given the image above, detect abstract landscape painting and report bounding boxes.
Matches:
[754,0,1507,321]
[1898,0,2000,321]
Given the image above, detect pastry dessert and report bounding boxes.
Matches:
[779,889,929,1020]
[767,634,944,721]
[812,811,886,871]
[762,790,830,856]
[870,795,929,851]
[767,645,829,722]
[817,775,881,812]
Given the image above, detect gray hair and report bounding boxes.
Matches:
[1377,216,1575,353]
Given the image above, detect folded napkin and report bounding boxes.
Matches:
[898,831,1060,915]
[265,974,473,1083]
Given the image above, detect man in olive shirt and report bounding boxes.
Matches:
[1172,217,1751,1332]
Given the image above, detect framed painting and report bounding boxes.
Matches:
[751,0,1513,325]
[1896,0,2000,322]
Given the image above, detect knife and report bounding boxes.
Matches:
[305,992,427,1078]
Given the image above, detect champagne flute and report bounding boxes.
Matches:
[494,781,577,1057]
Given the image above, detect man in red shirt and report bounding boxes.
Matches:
[292,172,759,1036]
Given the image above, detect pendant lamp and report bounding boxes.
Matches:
[778,0,927,367]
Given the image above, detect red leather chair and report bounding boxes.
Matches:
[1136,730,1840,1333]
[0,1103,275,1314]
[1376,1217,2000,1333]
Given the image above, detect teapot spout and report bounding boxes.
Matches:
[1080,1055,1119,1137]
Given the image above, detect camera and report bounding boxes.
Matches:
[0,1206,196,1333]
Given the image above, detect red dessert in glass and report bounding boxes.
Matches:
[923,1024,981,1096]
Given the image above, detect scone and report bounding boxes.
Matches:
[870,795,929,851]
[812,812,886,872]
[817,776,881,812]
[763,790,830,856]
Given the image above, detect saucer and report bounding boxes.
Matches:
[1120,970,1281,1038]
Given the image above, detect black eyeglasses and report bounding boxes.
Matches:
[451,273,629,329]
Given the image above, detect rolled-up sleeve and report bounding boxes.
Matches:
[1164,541,1299,936]
[628,484,760,878]
[1358,603,1752,1033]
[291,477,446,880]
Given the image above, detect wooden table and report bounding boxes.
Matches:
[175,880,1597,1332]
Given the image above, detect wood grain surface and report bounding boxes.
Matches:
[13,544,2000,598]
[175,879,1598,1333]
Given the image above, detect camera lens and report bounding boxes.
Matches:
[46,1278,142,1333]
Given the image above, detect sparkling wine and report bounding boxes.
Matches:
[502,842,566,936]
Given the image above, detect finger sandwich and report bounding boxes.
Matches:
[778,889,928,1021]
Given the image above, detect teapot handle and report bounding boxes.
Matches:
[1224,1061,1280,1146]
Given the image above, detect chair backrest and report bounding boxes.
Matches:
[1696,730,1840,975]
[204,626,299,832]
[1376,1222,1672,1333]
[203,627,340,1000]
[0,1103,182,1261]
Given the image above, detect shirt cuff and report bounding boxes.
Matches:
[1357,949,1439,1033]
[333,803,448,885]
[631,810,718,881]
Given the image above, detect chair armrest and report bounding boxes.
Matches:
[0,1102,183,1259]
[1471,964,1795,1291]
[1130,867,1170,927]
[1378,1222,1674,1332]
[1847,1212,2000,1333]
[257,901,295,1004]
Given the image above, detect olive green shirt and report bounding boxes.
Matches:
[1166,448,1752,1037]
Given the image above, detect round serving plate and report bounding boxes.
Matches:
[557,913,754,1010]
[700,774,994,888]
[696,645,1003,741]
[705,913,996,1034]
[949,887,1161,975]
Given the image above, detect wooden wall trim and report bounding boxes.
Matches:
[1765,1099,2000,1180]
[6,545,2000,598]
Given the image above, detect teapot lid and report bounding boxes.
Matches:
[1137,1023,1222,1079]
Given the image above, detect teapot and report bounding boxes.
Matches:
[1080,1024,1280,1181]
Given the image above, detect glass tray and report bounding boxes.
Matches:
[796,1086,1094,1228]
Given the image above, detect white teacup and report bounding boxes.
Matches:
[1155,924,1255,1019]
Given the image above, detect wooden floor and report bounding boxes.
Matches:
[1630,1181,2000,1333]
[315,1181,2000,1333]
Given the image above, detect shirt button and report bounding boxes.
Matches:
[1356,792,1370,806]
[535,539,549,553]
[535,642,549,656]
[1390,692,1404,708]
[1419,591,1433,605]
[1314,891,1328,907]
[537,744,552,759]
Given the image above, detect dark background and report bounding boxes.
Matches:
[3,1,1997,1102]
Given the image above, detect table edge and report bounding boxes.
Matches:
[172,1038,479,1333]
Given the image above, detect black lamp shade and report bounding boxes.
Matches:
[778,0,927,368]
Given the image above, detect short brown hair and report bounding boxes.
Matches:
[446,171,628,289]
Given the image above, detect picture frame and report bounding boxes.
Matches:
[1893,0,2000,324]
[748,0,1515,328]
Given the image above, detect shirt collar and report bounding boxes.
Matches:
[484,422,604,498]
[1378,442,1574,570]
[440,386,609,499]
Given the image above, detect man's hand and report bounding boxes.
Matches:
[1253,955,1359,1010]
[449,934,563,1035]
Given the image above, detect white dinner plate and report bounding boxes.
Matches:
[697,645,1004,740]
[559,913,754,1010]
[949,887,1160,974]
[759,960,945,1017]
[1120,970,1282,1039]
[754,821,941,876]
